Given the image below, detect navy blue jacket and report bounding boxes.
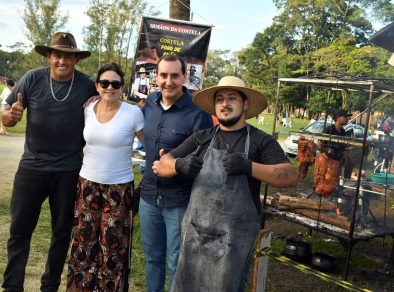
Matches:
[141,87,213,207]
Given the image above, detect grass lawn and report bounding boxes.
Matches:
[247,113,309,140]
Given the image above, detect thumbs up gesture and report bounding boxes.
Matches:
[175,145,204,178]
[223,146,252,176]
[10,93,24,123]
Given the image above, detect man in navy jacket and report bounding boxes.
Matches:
[140,54,213,292]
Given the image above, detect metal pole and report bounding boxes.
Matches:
[272,78,281,136]
[343,82,375,279]
[261,79,282,227]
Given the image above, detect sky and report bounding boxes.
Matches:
[0,0,277,54]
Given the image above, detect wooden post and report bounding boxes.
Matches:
[252,229,272,292]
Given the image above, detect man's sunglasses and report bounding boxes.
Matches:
[98,80,122,89]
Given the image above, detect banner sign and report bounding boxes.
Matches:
[133,16,212,93]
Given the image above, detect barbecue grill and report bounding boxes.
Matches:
[262,76,394,280]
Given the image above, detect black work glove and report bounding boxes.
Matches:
[175,146,203,178]
[223,151,252,176]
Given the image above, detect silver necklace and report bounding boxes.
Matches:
[50,71,74,102]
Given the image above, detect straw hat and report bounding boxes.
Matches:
[193,76,268,119]
[388,54,394,66]
[139,67,147,73]
[35,32,91,59]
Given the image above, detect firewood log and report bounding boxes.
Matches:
[291,209,350,230]
[266,195,336,211]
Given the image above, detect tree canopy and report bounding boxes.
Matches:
[23,0,68,46]
[238,0,394,116]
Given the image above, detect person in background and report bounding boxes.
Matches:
[309,114,317,125]
[289,113,294,128]
[258,114,265,125]
[381,115,393,135]
[317,109,353,179]
[140,54,213,292]
[67,63,144,291]
[132,67,149,171]
[0,79,15,135]
[132,67,150,105]
[153,76,298,291]
[1,32,96,292]
[281,111,287,127]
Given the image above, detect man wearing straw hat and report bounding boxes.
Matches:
[153,76,297,291]
[2,32,96,292]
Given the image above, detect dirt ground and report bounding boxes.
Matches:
[1,134,394,291]
[0,134,24,192]
[264,216,394,291]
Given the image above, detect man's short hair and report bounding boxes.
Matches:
[157,54,186,75]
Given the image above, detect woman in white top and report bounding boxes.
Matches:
[67,63,144,291]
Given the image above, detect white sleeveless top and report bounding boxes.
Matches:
[80,100,144,184]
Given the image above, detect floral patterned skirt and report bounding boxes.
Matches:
[67,177,133,291]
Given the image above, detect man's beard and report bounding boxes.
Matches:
[218,111,243,127]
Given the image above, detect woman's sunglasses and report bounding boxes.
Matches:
[98,80,122,89]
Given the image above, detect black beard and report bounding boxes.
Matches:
[218,112,243,127]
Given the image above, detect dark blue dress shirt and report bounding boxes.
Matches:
[141,87,213,207]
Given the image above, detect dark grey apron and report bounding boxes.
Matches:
[171,125,260,292]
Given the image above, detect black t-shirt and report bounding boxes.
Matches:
[321,124,350,161]
[6,67,97,171]
[170,125,290,212]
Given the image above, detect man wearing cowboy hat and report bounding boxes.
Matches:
[2,32,96,292]
[132,66,150,102]
[153,76,297,291]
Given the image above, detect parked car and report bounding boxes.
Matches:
[282,120,370,158]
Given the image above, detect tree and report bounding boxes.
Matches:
[83,0,158,78]
[203,50,234,88]
[238,0,394,114]
[22,0,68,46]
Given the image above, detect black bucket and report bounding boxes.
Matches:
[284,239,312,263]
[311,252,337,272]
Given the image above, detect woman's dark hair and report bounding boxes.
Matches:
[6,79,15,87]
[157,54,186,75]
[96,63,125,85]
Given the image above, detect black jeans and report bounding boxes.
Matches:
[2,167,79,292]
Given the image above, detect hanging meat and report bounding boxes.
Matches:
[313,153,340,196]
[297,136,315,181]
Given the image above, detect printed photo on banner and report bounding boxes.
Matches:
[133,16,212,92]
